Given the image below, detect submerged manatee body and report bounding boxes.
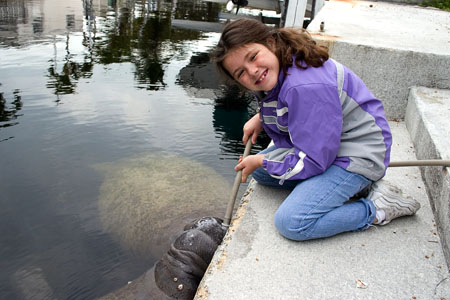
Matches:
[99,216,227,300]
[95,153,231,260]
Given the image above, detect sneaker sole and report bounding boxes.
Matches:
[369,181,421,224]
[370,191,421,214]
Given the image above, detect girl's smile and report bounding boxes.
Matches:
[255,69,268,84]
[223,42,279,92]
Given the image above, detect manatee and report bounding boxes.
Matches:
[94,152,230,260]
[99,216,227,300]
[13,266,56,300]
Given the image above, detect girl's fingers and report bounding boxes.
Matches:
[242,134,250,145]
[252,133,258,144]
[241,173,247,183]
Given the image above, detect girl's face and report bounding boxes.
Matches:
[223,42,279,92]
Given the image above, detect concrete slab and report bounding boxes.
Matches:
[406,87,450,160]
[308,0,449,55]
[307,0,450,120]
[406,86,450,269]
[196,121,450,299]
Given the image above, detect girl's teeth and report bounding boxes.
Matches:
[257,72,266,83]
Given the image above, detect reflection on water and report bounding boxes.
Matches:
[0,0,271,299]
[0,89,23,130]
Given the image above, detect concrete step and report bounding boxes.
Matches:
[306,0,450,120]
[406,86,450,270]
[196,121,450,299]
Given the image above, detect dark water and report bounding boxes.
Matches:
[0,0,270,299]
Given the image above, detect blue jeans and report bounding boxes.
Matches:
[252,146,376,241]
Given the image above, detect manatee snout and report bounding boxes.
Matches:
[183,216,227,246]
[154,216,226,299]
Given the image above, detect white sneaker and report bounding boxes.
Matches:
[368,180,421,225]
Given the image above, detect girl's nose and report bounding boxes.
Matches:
[248,65,258,76]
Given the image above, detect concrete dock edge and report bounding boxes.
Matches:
[406,86,450,267]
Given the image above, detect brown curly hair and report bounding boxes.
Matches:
[211,18,329,85]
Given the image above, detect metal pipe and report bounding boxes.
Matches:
[389,160,450,167]
[223,138,253,226]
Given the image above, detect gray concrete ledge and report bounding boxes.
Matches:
[406,86,450,268]
[307,0,450,120]
[196,122,450,299]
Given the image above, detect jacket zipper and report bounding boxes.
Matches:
[279,168,292,185]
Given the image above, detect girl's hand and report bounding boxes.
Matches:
[235,154,264,182]
[243,113,262,145]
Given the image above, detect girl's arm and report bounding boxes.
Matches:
[263,84,342,181]
[242,113,263,145]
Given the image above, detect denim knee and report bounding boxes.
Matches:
[251,167,266,183]
[251,167,285,188]
[274,209,314,241]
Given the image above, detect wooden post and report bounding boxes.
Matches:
[283,0,307,28]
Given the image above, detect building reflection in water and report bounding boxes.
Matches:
[0,89,23,130]
[0,0,222,96]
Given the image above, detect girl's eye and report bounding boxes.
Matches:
[251,53,257,61]
[237,70,244,78]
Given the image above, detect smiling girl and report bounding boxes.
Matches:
[212,18,420,241]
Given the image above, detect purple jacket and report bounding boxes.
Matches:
[257,59,392,183]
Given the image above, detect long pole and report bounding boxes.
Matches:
[223,139,253,226]
[223,146,449,225]
[389,160,450,167]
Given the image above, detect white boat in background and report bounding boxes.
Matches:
[204,0,283,12]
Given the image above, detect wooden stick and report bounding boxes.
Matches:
[389,160,450,167]
[223,139,253,226]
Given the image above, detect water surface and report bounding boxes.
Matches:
[0,0,269,298]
